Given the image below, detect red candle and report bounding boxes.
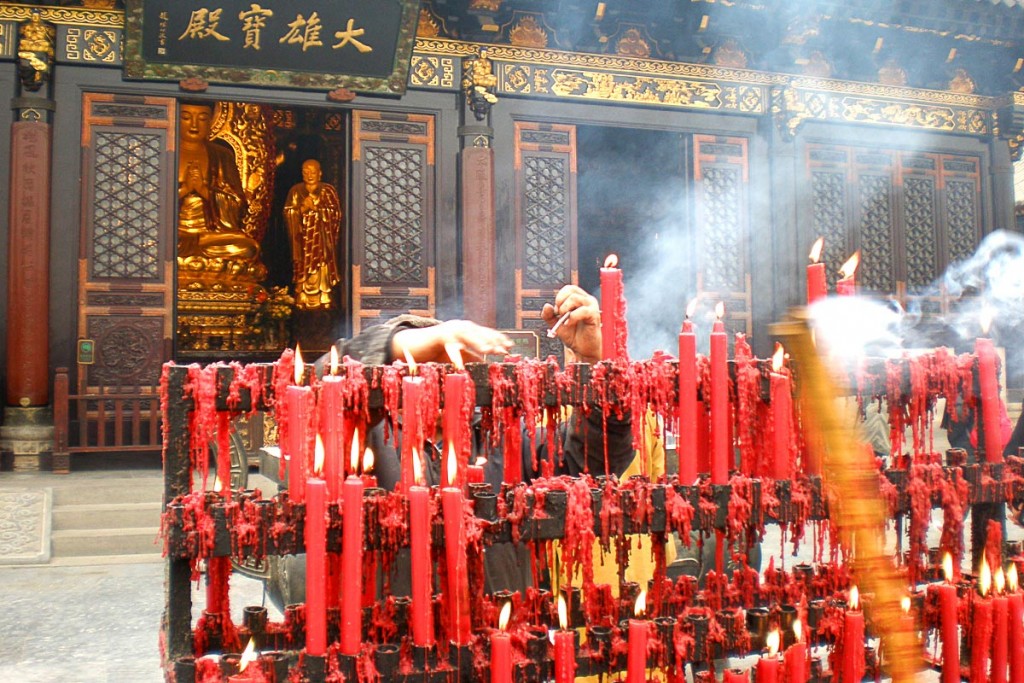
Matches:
[770,344,792,480]
[340,474,364,655]
[710,304,729,485]
[600,253,628,362]
[677,303,698,484]
[228,640,266,682]
[836,251,859,296]
[976,335,1002,463]
[784,621,806,683]
[626,591,648,683]
[939,553,961,683]
[442,351,471,488]
[320,347,344,501]
[409,450,434,646]
[360,445,377,489]
[442,451,472,646]
[286,347,312,503]
[970,558,994,683]
[554,596,576,683]
[757,629,781,683]
[305,438,327,656]
[400,363,424,494]
[467,460,485,485]
[491,602,513,683]
[993,567,1008,683]
[806,237,827,305]
[1008,565,1023,683]
[723,670,749,682]
[842,586,864,683]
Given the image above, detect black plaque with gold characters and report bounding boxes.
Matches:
[123,0,420,95]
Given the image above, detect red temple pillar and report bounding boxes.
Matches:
[2,13,56,471]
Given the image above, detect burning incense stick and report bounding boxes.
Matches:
[547,310,571,338]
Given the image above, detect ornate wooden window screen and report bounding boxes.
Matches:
[807,144,982,295]
[694,134,752,336]
[351,110,436,335]
[513,121,578,359]
[78,93,177,393]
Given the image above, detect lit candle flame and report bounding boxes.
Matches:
[771,343,785,373]
[996,566,1006,595]
[793,619,803,643]
[412,447,424,486]
[849,585,860,610]
[901,596,911,614]
[715,301,725,319]
[403,348,418,376]
[447,442,458,487]
[685,298,698,319]
[213,476,223,493]
[239,637,257,672]
[809,236,824,264]
[604,253,618,269]
[980,556,992,597]
[350,427,361,472]
[1009,564,1019,592]
[557,594,568,630]
[980,307,994,336]
[838,251,860,279]
[943,552,954,582]
[445,343,465,371]
[766,629,780,655]
[314,433,325,476]
[363,446,374,473]
[294,345,304,384]
[634,590,647,618]
[329,345,339,376]
[498,600,512,630]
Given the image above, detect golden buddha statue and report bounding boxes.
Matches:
[177,103,264,276]
[283,159,342,309]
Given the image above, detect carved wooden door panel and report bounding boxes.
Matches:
[693,134,752,335]
[513,122,578,358]
[77,94,177,393]
[350,110,436,335]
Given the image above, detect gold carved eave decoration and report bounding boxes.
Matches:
[0,4,122,27]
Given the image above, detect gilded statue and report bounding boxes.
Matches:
[17,13,55,93]
[283,159,342,310]
[177,103,263,271]
[463,48,499,121]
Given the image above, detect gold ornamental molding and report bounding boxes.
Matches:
[0,4,122,27]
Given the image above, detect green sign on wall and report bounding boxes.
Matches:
[123,0,421,95]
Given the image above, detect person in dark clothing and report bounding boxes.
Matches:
[309,285,635,594]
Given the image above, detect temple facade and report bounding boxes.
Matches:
[2,0,1024,469]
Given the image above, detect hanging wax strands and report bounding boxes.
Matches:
[976,307,1002,463]
[835,251,859,296]
[305,436,328,658]
[600,253,628,361]
[677,298,699,484]
[806,237,827,305]
[205,476,231,618]
[443,342,473,489]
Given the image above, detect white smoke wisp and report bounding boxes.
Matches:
[810,296,905,366]
[940,229,1024,342]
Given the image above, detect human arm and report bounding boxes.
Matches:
[541,284,602,364]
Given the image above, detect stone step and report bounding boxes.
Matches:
[51,527,162,558]
[50,478,163,506]
[47,553,163,568]
[51,502,162,531]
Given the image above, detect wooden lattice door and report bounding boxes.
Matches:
[77,94,177,393]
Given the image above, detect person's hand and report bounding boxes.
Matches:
[392,320,513,364]
[541,285,602,364]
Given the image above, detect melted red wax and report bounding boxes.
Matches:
[732,335,764,477]
[986,519,1002,574]
[940,469,969,581]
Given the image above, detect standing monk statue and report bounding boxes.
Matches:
[284,159,342,309]
[177,103,261,267]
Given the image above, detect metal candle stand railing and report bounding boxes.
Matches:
[160,359,1022,682]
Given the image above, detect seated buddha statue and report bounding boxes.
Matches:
[177,103,262,271]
